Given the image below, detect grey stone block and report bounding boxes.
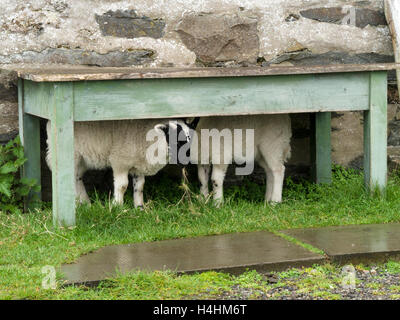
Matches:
[95,10,165,39]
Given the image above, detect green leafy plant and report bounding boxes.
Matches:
[0,136,40,213]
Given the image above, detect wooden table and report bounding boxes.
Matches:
[9,64,400,227]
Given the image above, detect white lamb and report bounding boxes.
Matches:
[191,114,292,205]
[46,119,193,208]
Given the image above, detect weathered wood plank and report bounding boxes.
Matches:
[5,63,400,82]
[18,79,41,209]
[385,0,400,95]
[311,112,332,184]
[49,82,76,227]
[364,72,388,193]
[73,72,371,121]
[24,80,52,119]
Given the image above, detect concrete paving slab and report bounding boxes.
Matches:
[60,231,325,285]
[282,223,400,264]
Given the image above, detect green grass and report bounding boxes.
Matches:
[2,167,400,299]
[385,260,400,274]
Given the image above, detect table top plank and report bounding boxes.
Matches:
[4,63,400,82]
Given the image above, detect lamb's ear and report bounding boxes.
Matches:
[185,117,200,129]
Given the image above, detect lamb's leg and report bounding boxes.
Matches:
[112,167,129,205]
[211,164,229,207]
[75,158,90,204]
[258,159,273,203]
[261,157,285,203]
[267,166,285,203]
[132,174,145,208]
[198,164,210,198]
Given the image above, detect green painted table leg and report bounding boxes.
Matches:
[364,71,388,194]
[311,112,332,184]
[18,79,41,209]
[49,82,76,227]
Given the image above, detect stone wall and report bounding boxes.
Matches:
[0,0,398,193]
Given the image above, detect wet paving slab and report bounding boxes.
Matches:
[282,223,400,264]
[61,231,325,285]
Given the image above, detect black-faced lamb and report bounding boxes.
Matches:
[46,119,194,208]
[190,114,292,205]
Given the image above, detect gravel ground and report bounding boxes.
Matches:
[215,266,400,300]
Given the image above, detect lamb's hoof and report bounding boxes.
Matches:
[200,190,210,199]
[136,205,144,211]
[213,200,223,208]
[77,198,91,206]
[266,201,280,207]
[198,194,211,204]
[112,199,123,206]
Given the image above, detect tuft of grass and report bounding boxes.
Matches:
[385,261,400,274]
[389,285,400,293]
[276,268,303,280]
[365,282,383,290]
[271,231,325,255]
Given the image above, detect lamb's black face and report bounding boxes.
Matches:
[159,120,193,165]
